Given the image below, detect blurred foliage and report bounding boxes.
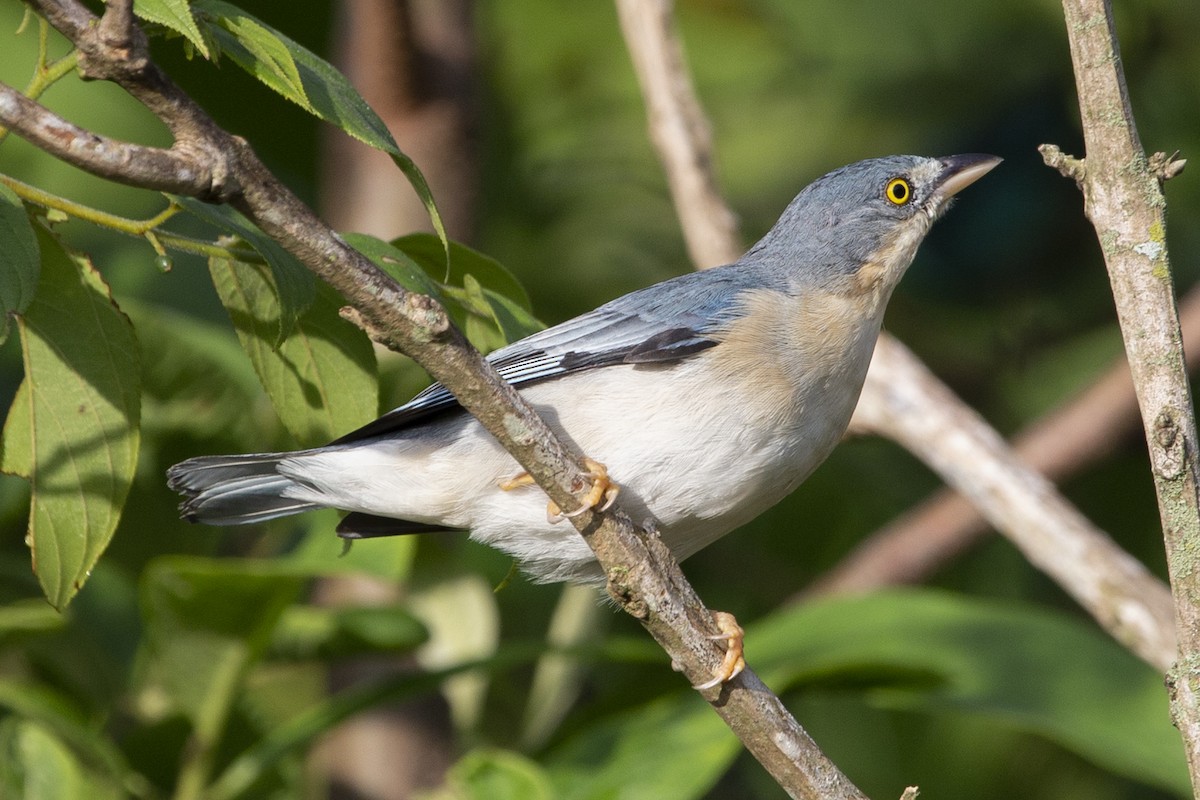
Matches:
[1,0,1198,797]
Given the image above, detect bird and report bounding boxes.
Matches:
[169,153,1000,686]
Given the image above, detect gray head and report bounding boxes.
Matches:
[744,154,1001,294]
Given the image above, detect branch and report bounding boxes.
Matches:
[615,0,742,269]
[6,0,767,751]
[810,283,1200,602]
[1046,0,1200,788]
[614,0,1182,791]
[850,336,1177,670]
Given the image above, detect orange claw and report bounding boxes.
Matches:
[694,610,745,690]
[499,457,621,524]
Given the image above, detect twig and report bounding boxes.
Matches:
[4,0,771,772]
[810,284,1200,602]
[1046,0,1200,788]
[615,0,742,270]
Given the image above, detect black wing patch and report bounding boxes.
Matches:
[337,512,460,538]
[622,327,718,363]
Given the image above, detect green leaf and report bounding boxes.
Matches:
[750,591,1188,795]
[140,557,306,732]
[341,233,445,299]
[132,0,210,58]
[268,604,427,661]
[387,233,544,352]
[0,183,39,345]
[545,591,1188,799]
[173,196,314,343]
[122,300,263,442]
[0,229,140,609]
[419,749,555,800]
[192,0,449,254]
[209,259,377,446]
[394,233,533,311]
[0,599,64,647]
[0,718,127,800]
[545,691,734,800]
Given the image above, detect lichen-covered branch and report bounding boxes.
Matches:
[1044,0,1200,789]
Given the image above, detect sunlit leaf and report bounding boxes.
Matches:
[0,229,140,609]
[208,259,377,447]
[132,0,209,58]
[194,0,448,251]
[173,196,314,344]
[0,182,38,345]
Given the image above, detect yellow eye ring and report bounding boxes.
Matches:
[885,177,911,205]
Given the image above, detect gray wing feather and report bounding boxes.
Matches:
[334,267,752,445]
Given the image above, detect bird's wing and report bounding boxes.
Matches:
[332,268,747,444]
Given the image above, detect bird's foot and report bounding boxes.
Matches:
[694,610,745,690]
[498,457,620,524]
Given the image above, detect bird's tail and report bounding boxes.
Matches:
[167,452,322,525]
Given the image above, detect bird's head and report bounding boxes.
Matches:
[747,153,1001,296]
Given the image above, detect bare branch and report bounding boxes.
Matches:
[0,84,228,196]
[614,0,742,269]
[851,336,1177,671]
[1048,0,1200,786]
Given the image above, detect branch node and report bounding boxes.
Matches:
[1150,150,1187,183]
[1152,409,1186,479]
[1039,143,1087,185]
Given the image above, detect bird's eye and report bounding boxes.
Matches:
[885,177,911,206]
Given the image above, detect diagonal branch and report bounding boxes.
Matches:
[810,284,1200,602]
[1044,0,1200,789]
[4,0,777,758]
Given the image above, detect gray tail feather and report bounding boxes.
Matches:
[167,452,322,525]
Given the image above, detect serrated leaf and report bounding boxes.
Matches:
[0,183,39,345]
[140,557,305,732]
[193,0,449,255]
[173,196,314,343]
[0,229,140,610]
[207,6,308,109]
[209,258,377,446]
[132,0,209,58]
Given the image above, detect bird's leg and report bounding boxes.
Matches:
[693,610,746,690]
[497,457,621,524]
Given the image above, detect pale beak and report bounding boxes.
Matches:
[933,153,1003,202]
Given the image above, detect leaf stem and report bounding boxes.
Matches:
[0,173,265,263]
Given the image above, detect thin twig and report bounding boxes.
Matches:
[1046,0,1200,788]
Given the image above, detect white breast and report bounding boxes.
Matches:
[279,288,884,584]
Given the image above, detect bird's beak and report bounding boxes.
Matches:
[933,153,1003,202]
